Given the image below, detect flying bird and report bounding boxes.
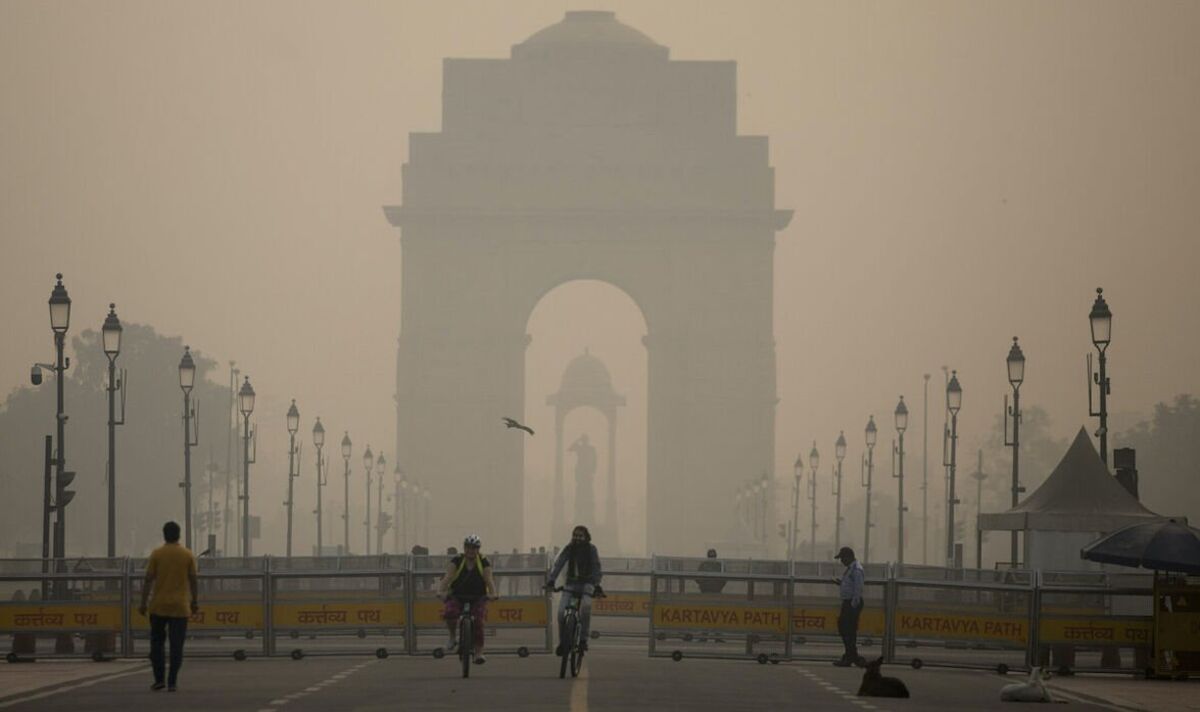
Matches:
[502,417,535,436]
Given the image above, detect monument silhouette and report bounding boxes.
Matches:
[386,11,790,553]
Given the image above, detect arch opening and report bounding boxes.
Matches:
[523,279,648,555]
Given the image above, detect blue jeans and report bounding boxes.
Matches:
[556,588,593,649]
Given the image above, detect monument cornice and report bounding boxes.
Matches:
[384,206,793,232]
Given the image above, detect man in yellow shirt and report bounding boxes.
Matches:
[138,521,198,691]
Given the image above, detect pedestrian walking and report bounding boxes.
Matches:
[833,546,865,667]
[137,521,198,691]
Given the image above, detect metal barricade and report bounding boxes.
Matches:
[789,560,890,662]
[268,555,409,659]
[590,557,652,641]
[649,556,792,663]
[410,553,551,658]
[888,564,1034,673]
[1,558,128,660]
[1037,569,1154,674]
[129,556,267,659]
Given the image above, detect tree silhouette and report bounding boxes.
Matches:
[0,323,235,557]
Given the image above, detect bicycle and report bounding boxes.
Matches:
[447,595,488,678]
[550,586,604,679]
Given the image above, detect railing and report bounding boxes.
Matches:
[2,556,1158,674]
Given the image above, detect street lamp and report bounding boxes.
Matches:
[893,396,909,566]
[1087,288,1113,465]
[313,417,326,556]
[36,274,74,571]
[284,400,300,558]
[862,415,877,564]
[398,468,410,553]
[1004,337,1026,566]
[375,452,387,555]
[834,431,846,552]
[944,371,962,567]
[238,376,256,557]
[341,432,352,555]
[789,456,802,563]
[362,445,373,554]
[970,450,987,570]
[392,465,404,554]
[808,443,820,560]
[422,487,431,546]
[178,346,200,550]
[102,304,126,557]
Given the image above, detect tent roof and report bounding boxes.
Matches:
[979,427,1162,533]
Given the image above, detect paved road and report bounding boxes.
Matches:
[0,647,1127,712]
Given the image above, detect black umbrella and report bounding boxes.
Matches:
[1081,518,1200,574]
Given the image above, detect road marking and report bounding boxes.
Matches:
[0,665,146,709]
[569,660,589,712]
[256,660,373,711]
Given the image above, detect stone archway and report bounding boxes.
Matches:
[385,11,790,554]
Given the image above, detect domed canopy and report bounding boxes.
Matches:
[547,348,625,410]
[514,11,667,60]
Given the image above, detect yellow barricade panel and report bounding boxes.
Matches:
[653,604,788,633]
[1039,616,1152,646]
[412,598,547,627]
[273,602,405,629]
[129,603,263,630]
[0,604,122,631]
[593,592,650,618]
[895,610,1028,644]
[791,607,886,637]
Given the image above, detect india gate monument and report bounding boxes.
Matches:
[385,11,791,554]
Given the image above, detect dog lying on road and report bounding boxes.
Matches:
[858,657,910,698]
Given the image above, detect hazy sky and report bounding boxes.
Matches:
[3,1,1198,547]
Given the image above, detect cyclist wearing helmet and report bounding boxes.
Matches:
[545,525,603,655]
[436,534,498,664]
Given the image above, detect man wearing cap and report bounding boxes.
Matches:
[833,546,865,667]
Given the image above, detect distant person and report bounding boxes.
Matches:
[447,546,458,556]
[696,549,726,594]
[696,549,726,643]
[833,546,865,667]
[545,525,603,655]
[138,521,198,691]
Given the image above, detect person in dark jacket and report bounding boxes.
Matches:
[545,525,603,655]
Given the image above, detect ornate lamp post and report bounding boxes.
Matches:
[375,452,387,555]
[178,346,199,550]
[392,465,404,554]
[362,445,373,554]
[101,304,125,557]
[971,450,987,570]
[862,415,877,564]
[284,400,300,557]
[944,372,963,566]
[1004,338,1026,566]
[313,418,326,556]
[922,373,930,564]
[834,431,846,552]
[808,443,820,560]
[32,275,75,576]
[893,396,909,565]
[238,376,256,557]
[398,468,410,553]
[1087,288,1113,465]
[341,432,352,555]
[789,456,802,562]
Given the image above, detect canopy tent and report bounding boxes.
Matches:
[979,427,1164,534]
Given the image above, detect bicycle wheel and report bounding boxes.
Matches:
[570,614,584,678]
[559,614,574,679]
[460,615,472,678]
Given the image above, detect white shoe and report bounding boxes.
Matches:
[447,638,458,652]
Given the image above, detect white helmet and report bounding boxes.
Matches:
[463,534,482,548]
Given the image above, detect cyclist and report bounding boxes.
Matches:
[436,534,498,664]
[545,525,603,656]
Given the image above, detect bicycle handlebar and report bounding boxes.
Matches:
[549,586,606,598]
